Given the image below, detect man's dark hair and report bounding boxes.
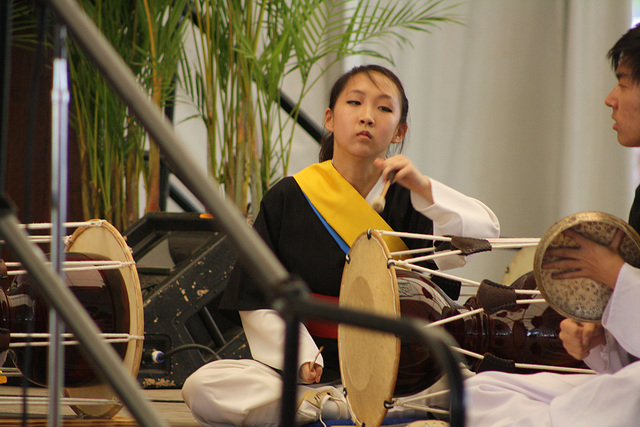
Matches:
[608,23,640,83]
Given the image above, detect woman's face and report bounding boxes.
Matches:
[324,72,407,162]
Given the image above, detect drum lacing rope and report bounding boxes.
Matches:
[378,230,539,246]
[4,260,135,276]
[0,396,120,406]
[1,235,71,245]
[388,255,547,327]
[452,347,595,374]
[9,332,144,348]
[19,219,105,230]
[377,230,539,261]
[425,297,547,328]
[2,220,106,245]
[389,258,542,297]
[0,367,23,377]
[391,389,451,416]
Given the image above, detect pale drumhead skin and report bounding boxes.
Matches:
[63,220,144,419]
[534,212,640,322]
[339,230,401,427]
[501,246,536,285]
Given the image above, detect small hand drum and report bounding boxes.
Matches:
[534,211,640,322]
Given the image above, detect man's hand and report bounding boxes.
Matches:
[543,229,625,289]
[559,318,605,360]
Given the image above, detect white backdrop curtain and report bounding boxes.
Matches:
[175,0,634,283]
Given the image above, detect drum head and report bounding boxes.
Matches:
[63,221,144,419]
[338,230,400,427]
[501,247,536,285]
[534,212,640,322]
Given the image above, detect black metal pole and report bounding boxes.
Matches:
[280,315,301,427]
[0,0,11,194]
[279,91,323,143]
[48,19,69,427]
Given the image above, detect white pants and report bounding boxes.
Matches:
[182,358,457,426]
[465,361,640,427]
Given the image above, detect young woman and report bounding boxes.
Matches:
[182,65,500,426]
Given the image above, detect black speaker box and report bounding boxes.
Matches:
[123,212,251,389]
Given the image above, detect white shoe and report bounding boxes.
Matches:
[295,388,348,425]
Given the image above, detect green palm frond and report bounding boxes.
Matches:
[181,0,459,217]
[64,0,189,230]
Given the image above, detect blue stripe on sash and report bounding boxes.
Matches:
[303,193,350,255]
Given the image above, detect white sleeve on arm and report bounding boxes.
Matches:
[411,178,500,269]
[599,263,640,361]
[239,309,323,372]
[583,331,626,374]
[583,263,640,373]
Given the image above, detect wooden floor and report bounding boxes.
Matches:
[0,386,200,426]
[0,386,446,427]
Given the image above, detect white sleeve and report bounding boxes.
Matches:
[601,263,640,357]
[239,309,323,372]
[411,178,500,270]
[583,263,640,372]
[582,332,627,374]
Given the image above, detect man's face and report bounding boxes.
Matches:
[605,64,640,147]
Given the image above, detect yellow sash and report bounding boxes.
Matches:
[293,161,409,253]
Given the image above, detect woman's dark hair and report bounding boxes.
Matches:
[608,23,640,83]
[319,65,409,162]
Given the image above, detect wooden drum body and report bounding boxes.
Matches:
[396,270,578,389]
[338,230,580,426]
[1,252,130,387]
[0,221,143,419]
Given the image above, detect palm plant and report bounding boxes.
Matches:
[180,0,459,219]
[67,0,189,231]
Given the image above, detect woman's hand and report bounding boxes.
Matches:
[374,155,433,203]
[559,318,605,360]
[299,362,323,384]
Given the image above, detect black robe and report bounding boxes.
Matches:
[629,184,640,234]
[219,176,444,380]
[220,176,439,310]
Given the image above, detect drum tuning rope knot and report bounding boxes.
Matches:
[476,280,518,314]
